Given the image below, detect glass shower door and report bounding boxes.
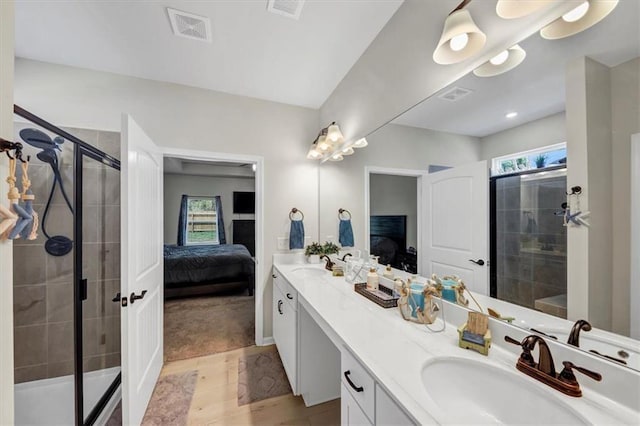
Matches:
[75,145,121,425]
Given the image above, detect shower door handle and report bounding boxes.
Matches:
[130,290,147,304]
[469,259,485,266]
[112,292,121,303]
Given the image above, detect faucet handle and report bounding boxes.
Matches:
[505,335,535,366]
[559,361,602,384]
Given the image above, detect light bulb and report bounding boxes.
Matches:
[449,33,469,52]
[490,50,509,65]
[329,154,343,162]
[342,147,355,156]
[562,1,589,22]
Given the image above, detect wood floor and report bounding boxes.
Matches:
[160,344,341,425]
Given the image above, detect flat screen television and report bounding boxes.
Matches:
[233,191,255,214]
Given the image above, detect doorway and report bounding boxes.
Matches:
[161,156,259,362]
[364,166,425,274]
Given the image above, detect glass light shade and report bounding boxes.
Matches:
[496,0,554,19]
[353,138,368,148]
[306,145,322,160]
[329,154,344,162]
[540,0,618,40]
[563,1,589,22]
[490,50,509,66]
[317,134,331,151]
[433,9,486,65]
[342,147,355,156]
[473,44,526,77]
[327,123,343,143]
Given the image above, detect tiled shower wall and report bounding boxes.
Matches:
[12,123,121,383]
[495,172,567,314]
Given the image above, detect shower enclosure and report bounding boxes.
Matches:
[490,166,568,319]
[12,106,121,425]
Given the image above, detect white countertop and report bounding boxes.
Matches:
[273,259,640,425]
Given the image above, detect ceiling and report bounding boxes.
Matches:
[15,0,403,109]
[392,0,640,137]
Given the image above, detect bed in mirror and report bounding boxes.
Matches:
[318,0,639,370]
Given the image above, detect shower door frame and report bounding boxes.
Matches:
[14,105,122,426]
[489,164,567,298]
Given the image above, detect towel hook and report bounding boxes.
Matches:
[289,208,304,221]
[338,208,352,220]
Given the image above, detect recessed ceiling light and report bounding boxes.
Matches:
[506,112,518,119]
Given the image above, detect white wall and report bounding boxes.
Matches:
[0,1,15,423]
[370,174,417,250]
[163,173,255,245]
[14,58,320,339]
[319,123,480,252]
[480,112,566,160]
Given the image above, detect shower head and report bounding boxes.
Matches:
[19,128,58,150]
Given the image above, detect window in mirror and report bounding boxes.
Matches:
[491,143,567,176]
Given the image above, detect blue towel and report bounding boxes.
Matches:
[289,220,305,249]
[339,219,354,247]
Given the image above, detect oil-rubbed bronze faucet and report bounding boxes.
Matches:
[505,335,601,397]
[341,253,353,261]
[320,255,335,271]
[567,319,592,347]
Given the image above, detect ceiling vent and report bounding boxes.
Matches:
[167,8,212,43]
[267,0,305,20]
[438,86,473,102]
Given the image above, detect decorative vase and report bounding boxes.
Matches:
[307,254,320,264]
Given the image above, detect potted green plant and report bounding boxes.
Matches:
[322,241,340,256]
[535,154,547,168]
[304,242,323,264]
[516,157,528,170]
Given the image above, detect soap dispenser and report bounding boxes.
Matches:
[367,267,379,291]
[383,264,394,280]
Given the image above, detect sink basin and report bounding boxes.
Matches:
[291,266,327,278]
[421,357,587,424]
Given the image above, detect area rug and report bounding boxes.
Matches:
[164,294,255,362]
[237,347,292,406]
[141,370,198,426]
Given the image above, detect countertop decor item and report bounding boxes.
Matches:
[395,278,442,325]
[304,241,322,263]
[354,283,398,308]
[458,311,492,355]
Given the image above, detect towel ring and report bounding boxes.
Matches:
[289,208,304,221]
[338,208,352,220]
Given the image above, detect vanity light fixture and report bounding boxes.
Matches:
[496,0,554,19]
[540,0,618,40]
[473,44,526,77]
[305,123,367,162]
[433,0,486,65]
[505,111,518,119]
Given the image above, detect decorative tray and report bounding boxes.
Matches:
[354,283,399,308]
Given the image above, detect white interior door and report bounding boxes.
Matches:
[423,160,489,295]
[631,133,640,340]
[121,114,163,425]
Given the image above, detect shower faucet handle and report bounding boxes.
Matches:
[130,290,147,304]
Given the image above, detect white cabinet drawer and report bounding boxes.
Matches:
[341,384,372,426]
[375,384,415,425]
[273,267,297,310]
[341,349,374,423]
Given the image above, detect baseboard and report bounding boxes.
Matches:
[258,336,275,346]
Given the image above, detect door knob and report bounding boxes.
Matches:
[469,259,485,266]
[130,290,147,304]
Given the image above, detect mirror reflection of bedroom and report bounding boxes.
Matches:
[369,173,418,274]
[162,157,256,362]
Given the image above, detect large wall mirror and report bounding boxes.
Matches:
[319,1,639,370]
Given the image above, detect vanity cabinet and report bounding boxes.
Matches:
[341,349,415,426]
[272,269,298,393]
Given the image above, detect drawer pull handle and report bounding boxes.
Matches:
[286,293,293,300]
[277,300,283,315]
[344,370,364,392]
